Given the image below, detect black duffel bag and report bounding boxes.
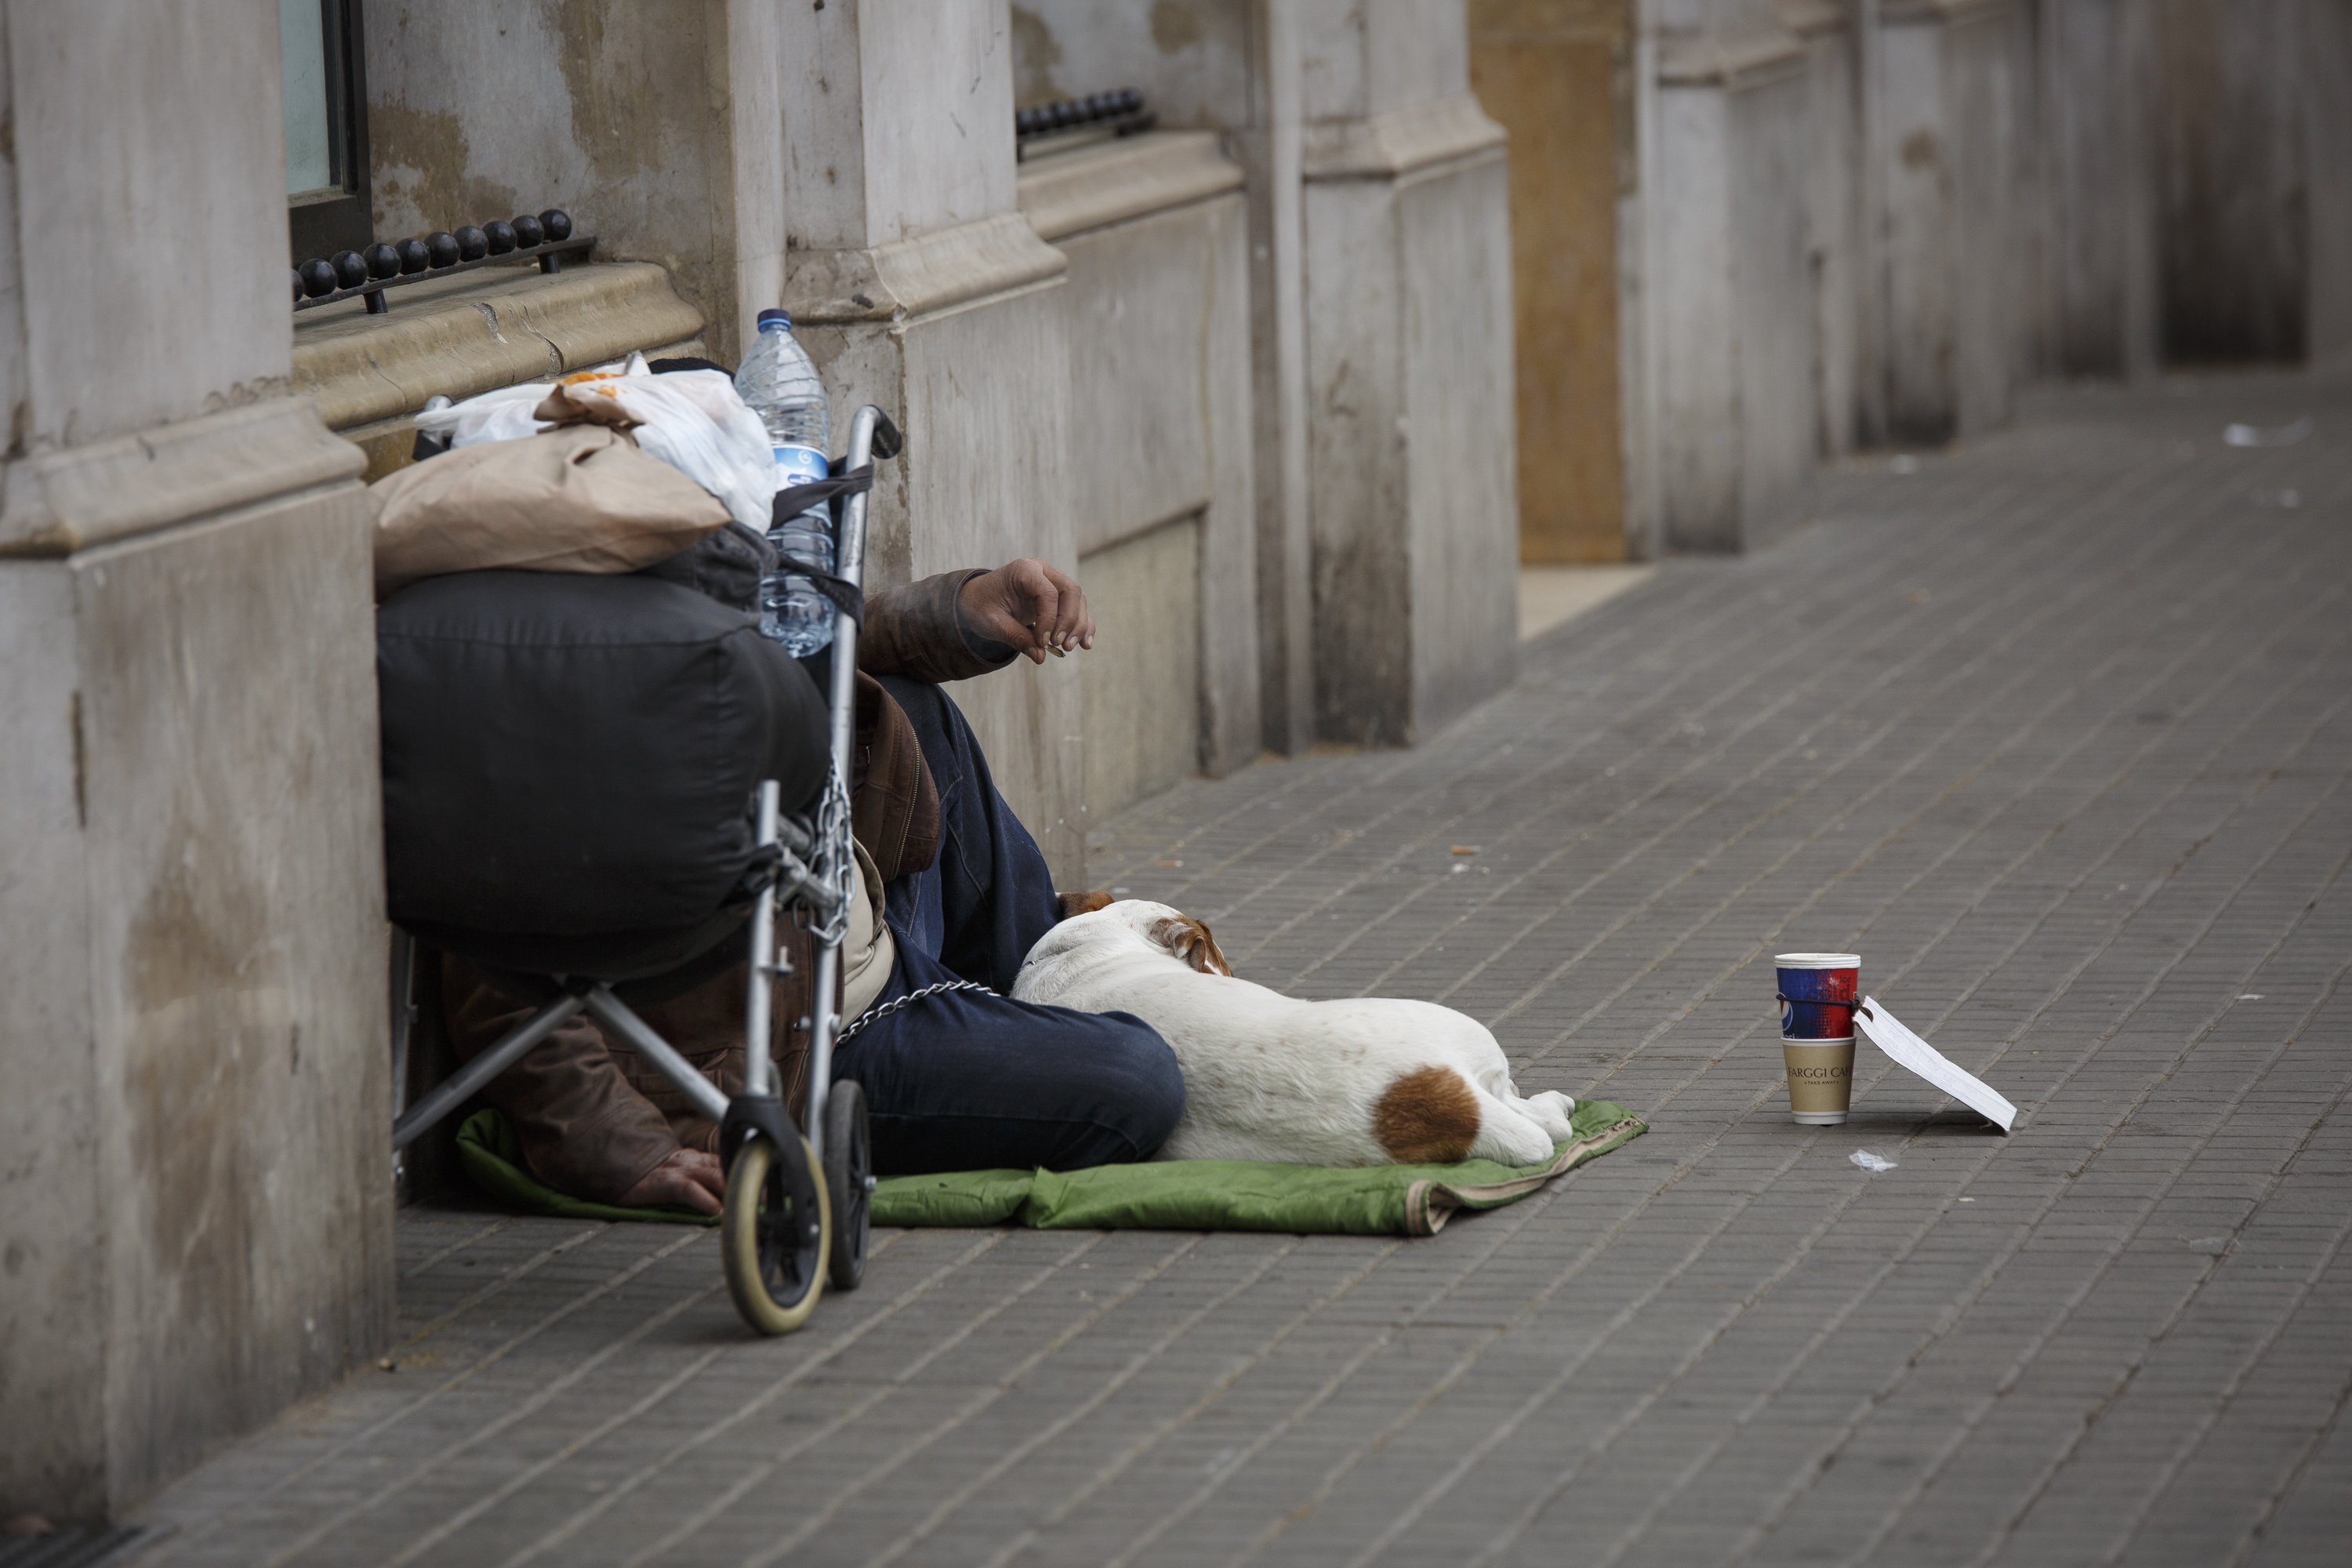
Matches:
[377,564,826,980]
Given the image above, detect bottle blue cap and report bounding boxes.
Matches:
[757,307,792,331]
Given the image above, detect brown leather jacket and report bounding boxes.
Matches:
[441,568,1007,1201]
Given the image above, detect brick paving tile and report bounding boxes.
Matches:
[128,371,2352,1566]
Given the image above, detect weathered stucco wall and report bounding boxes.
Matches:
[1649,10,1815,553]
[1078,518,1205,816]
[2038,0,2158,378]
[1879,0,2032,441]
[1396,148,1523,730]
[365,0,776,365]
[1301,33,1519,746]
[2148,0,2310,365]
[1787,1,1862,458]
[2310,0,2352,365]
[1011,0,1320,758]
[782,0,1088,881]
[0,0,391,1520]
[1014,0,1519,749]
[1020,132,1261,812]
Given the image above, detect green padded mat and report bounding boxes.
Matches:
[456,1098,1645,1239]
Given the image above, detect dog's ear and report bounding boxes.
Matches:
[1151,914,1233,976]
[1057,889,1118,921]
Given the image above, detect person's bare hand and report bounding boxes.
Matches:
[960,558,1095,663]
[619,1148,724,1215]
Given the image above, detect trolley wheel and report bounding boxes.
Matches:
[823,1080,872,1291]
[720,1132,829,1335]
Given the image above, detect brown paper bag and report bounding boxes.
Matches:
[371,425,732,597]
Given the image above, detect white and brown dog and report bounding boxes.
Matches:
[1013,900,1577,1167]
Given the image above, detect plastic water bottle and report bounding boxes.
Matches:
[735,307,835,655]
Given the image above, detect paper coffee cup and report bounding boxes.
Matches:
[1783,1038,1855,1124]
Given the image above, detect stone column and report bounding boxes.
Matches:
[1784,0,1864,458]
[1876,0,2033,441]
[2311,0,2352,365]
[1297,0,1520,746]
[2147,0,2312,365]
[2035,0,2158,379]
[1642,0,1816,551]
[0,0,390,1520]
[775,0,1086,881]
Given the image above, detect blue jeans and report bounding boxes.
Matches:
[834,677,1185,1174]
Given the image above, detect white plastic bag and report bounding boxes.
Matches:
[410,358,781,534]
[412,382,553,448]
[533,367,778,533]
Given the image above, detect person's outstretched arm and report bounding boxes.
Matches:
[860,560,1095,684]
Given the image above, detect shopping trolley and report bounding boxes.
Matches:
[385,402,901,1334]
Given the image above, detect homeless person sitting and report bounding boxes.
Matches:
[437,557,1185,1214]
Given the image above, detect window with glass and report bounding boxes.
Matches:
[282,0,371,261]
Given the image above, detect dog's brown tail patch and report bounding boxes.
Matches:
[1058,889,1117,920]
[1371,1065,1483,1165]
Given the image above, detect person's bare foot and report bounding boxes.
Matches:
[619,1148,724,1214]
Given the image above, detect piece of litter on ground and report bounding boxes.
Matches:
[1154,858,1182,868]
[1450,845,1479,855]
[1958,1196,1975,1203]
[2239,993,2264,1001]
[1110,885,1129,895]
[1850,1150,1897,1173]
[1449,863,1469,875]
[1855,997,2018,1132]
[2186,1236,2232,1256]
[2223,416,2310,448]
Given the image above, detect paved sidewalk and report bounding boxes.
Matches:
[136,372,2352,1566]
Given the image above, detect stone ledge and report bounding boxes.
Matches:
[0,398,364,558]
[1017,132,1247,245]
[786,212,1069,327]
[1301,94,1507,183]
[1882,0,2020,22]
[1777,0,1848,38]
[290,262,706,434]
[1658,22,1810,88]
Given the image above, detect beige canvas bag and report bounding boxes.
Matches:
[372,424,733,597]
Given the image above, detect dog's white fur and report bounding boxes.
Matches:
[1012,901,1576,1167]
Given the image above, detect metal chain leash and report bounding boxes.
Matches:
[833,978,996,1047]
[793,769,857,948]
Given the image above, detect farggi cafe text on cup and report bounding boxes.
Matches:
[1777,953,1860,1123]
[1782,1040,1855,1124]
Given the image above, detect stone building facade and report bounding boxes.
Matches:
[0,0,1519,1519]
[1475,0,2352,562]
[6,0,2342,1524]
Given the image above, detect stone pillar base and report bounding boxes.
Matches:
[1880,0,2032,442]
[1304,95,1521,746]
[1652,23,1817,554]
[0,400,394,1519]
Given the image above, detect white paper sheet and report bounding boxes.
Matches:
[1853,996,2016,1132]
